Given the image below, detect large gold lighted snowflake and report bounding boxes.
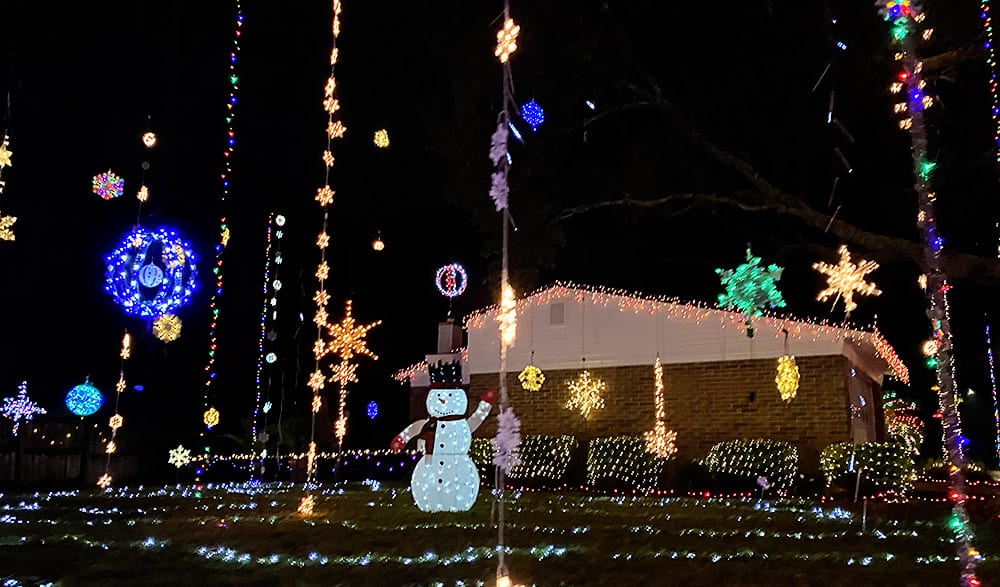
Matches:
[0,213,16,241]
[326,300,381,362]
[813,245,881,316]
[565,370,606,419]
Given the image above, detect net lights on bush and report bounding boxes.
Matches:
[813,245,881,316]
[702,439,798,493]
[587,436,665,491]
[2,381,46,435]
[517,364,545,391]
[91,170,124,200]
[820,441,916,495]
[644,356,678,458]
[876,3,979,583]
[66,378,103,416]
[565,370,606,419]
[104,226,198,318]
[716,247,786,337]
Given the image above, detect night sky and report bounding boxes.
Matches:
[1,1,999,474]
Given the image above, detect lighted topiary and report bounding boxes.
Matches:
[819,441,916,496]
[702,439,798,492]
[587,436,666,491]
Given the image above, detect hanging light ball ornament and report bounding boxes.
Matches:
[66,378,103,416]
[373,129,390,148]
[104,226,198,318]
[435,263,468,298]
[153,313,183,342]
[775,355,800,402]
[141,132,157,148]
[265,352,277,364]
[92,170,125,200]
[367,400,379,420]
[372,235,385,251]
[204,407,220,428]
[520,99,545,131]
[518,364,545,391]
[921,339,939,357]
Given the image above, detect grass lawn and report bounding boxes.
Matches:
[0,482,996,586]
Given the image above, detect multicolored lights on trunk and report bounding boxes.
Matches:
[875,2,981,585]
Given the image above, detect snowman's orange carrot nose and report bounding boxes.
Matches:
[439,397,447,404]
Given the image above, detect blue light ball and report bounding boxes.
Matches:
[366,401,379,420]
[66,381,103,416]
[520,99,545,131]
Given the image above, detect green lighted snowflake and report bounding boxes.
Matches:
[716,247,786,318]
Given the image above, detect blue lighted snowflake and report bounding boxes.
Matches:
[367,401,379,420]
[520,99,545,131]
[66,379,103,416]
[104,226,198,318]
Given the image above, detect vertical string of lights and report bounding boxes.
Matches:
[99,333,131,487]
[0,96,17,241]
[986,320,1000,466]
[198,0,243,484]
[251,213,284,479]
[982,0,1000,164]
[300,0,344,516]
[875,3,980,585]
[490,4,522,587]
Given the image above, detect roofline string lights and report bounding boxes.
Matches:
[100,332,132,488]
[197,0,244,488]
[251,213,284,479]
[302,0,345,516]
[0,129,16,241]
[875,2,980,585]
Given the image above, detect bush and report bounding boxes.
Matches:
[587,436,665,491]
[820,442,916,496]
[471,435,579,486]
[702,439,798,492]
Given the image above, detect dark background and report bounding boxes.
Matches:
[0,1,998,476]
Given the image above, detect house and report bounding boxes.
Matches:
[460,282,908,470]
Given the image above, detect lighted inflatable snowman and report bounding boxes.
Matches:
[391,360,495,512]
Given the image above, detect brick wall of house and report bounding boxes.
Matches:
[467,355,866,471]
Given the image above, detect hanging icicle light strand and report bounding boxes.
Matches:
[251,213,281,477]
[198,1,244,479]
[643,356,677,458]
[304,0,345,514]
[875,3,979,585]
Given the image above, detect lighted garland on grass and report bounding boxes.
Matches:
[702,439,798,493]
[874,3,979,584]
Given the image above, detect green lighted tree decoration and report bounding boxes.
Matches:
[716,247,786,337]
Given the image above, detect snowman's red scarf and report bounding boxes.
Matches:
[416,414,467,455]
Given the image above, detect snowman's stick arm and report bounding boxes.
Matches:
[466,400,493,433]
[397,419,428,444]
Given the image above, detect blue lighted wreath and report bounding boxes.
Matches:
[66,380,103,416]
[104,227,198,318]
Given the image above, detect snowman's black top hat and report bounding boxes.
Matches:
[427,359,462,388]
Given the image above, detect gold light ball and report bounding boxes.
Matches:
[373,129,390,148]
[518,365,545,391]
[921,339,938,357]
[142,132,157,148]
[204,407,220,428]
[372,237,385,251]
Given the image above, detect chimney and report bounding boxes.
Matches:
[437,318,463,353]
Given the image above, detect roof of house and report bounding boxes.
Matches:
[463,281,909,383]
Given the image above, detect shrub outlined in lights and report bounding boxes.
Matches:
[820,441,916,496]
[104,226,198,318]
[587,436,665,491]
[702,439,798,493]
